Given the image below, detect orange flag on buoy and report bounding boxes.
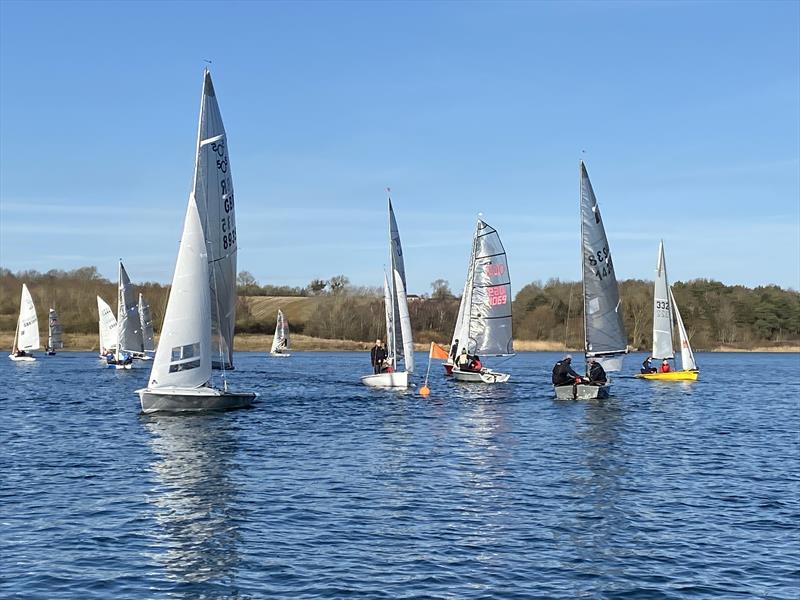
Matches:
[429,342,449,360]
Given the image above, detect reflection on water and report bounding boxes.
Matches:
[143,414,241,588]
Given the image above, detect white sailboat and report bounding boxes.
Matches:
[191,69,238,371]
[46,308,63,355]
[137,195,256,413]
[138,293,155,360]
[555,161,628,400]
[106,260,145,369]
[269,309,291,357]
[448,217,513,384]
[136,69,255,413]
[97,295,118,357]
[361,195,414,388]
[9,284,39,361]
[636,241,699,381]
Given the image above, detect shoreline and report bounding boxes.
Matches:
[1,332,797,353]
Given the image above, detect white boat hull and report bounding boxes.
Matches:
[138,386,257,413]
[554,383,610,400]
[107,362,133,370]
[269,352,291,358]
[361,371,409,388]
[8,354,36,362]
[452,368,510,384]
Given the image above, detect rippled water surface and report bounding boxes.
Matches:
[2,351,799,598]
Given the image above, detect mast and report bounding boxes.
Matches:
[466,218,480,353]
[11,292,21,353]
[116,260,122,362]
[387,195,397,366]
[580,161,588,361]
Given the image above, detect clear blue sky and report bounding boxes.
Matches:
[1,0,798,294]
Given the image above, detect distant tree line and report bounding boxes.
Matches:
[1,267,798,349]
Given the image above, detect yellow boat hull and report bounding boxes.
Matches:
[635,370,699,381]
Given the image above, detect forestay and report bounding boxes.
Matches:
[16,284,40,351]
[670,288,697,371]
[138,294,155,353]
[48,309,63,349]
[117,262,144,355]
[97,296,118,352]
[148,196,212,390]
[192,69,237,369]
[652,241,674,360]
[580,162,627,371]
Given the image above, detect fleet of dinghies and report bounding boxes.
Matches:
[6,68,702,406]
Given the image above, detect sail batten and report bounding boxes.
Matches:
[580,162,627,370]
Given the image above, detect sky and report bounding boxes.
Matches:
[1,0,798,294]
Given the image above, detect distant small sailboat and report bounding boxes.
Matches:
[269,309,291,357]
[46,308,63,355]
[137,195,256,413]
[9,284,39,361]
[136,69,255,413]
[106,260,145,369]
[361,195,414,388]
[447,217,513,384]
[138,293,155,360]
[97,295,118,357]
[635,241,699,381]
[555,161,628,400]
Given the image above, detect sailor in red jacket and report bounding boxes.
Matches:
[660,359,671,373]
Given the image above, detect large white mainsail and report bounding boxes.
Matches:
[117,261,144,357]
[580,161,627,372]
[670,288,698,371]
[452,219,513,358]
[191,69,238,370]
[14,284,40,352]
[147,196,212,390]
[652,241,674,360]
[97,296,118,353]
[270,309,290,354]
[139,294,155,353]
[387,197,413,373]
[48,308,63,350]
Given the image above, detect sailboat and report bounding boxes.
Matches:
[269,309,291,357]
[46,308,63,355]
[97,295,118,357]
[138,293,155,360]
[136,69,255,413]
[555,161,628,400]
[635,241,699,381]
[190,69,238,371]
[106,260,145,369]
[137,195,256,413]
[361,195,414,388]
[447,217,513,383]
[8,284,39,361]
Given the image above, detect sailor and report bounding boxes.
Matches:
[450,339,459,363]
[660,359,671,373]
[370,339,387,374]
[552,354,582,386]
[587,358,607,384]
[641,357,657,374]
[467,354,483,373]
[455,348,470,370]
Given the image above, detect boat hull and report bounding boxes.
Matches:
[269,352,291,358]
[361,371,409,388]
[554,383,610,400]
[8,354,36,362]
[635,370,698,381]
[106,362,133,369]
[443,363,454,375]
[452,368,510,384]
[138,387,257,413]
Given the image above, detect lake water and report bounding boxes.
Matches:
[2,351,798,599]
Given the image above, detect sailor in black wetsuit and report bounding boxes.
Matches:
[552,355,582,386]
[641,356,657,374]
[587,358,607,385]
